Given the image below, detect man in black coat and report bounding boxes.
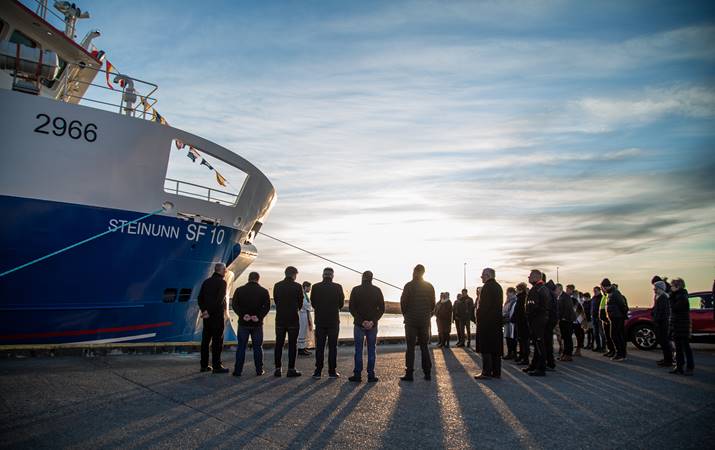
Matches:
[453,292,471,347]
[669,278,694,374]
[348,271,385,382]
[524,270,550,376]
[556,283,576,361]
[544,278,558,370]
[273,266,304,377]
[231,271,271,376]
[474,268,504,380]
[602,278,628,361]
[310,267,345,378]
[514,282,530,365]
[400,264,436,381]
[198,263,229,373]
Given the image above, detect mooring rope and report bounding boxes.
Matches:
[257,231,404,291]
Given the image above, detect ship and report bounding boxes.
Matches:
[0,0,276,346]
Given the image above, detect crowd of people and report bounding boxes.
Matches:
[196,263,699,382]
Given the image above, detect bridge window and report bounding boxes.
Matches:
[163,140,248,207]
[9,29,37,48]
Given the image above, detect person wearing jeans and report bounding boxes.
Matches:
[353,324,378,379]
[348,271,385,382]
[235,326,264,375]
[231,271,270,376]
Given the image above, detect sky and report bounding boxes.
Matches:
[69,0,714,305]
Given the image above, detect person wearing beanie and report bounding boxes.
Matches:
[652,280,672,367]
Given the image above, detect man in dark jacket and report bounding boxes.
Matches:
[400,264,436,381]
[198,263,229,373]
[556,284,576,361]
[669,278,694,375]
[348,271,385,382]
[591,287,604,352]
[514,282,530,365]
[453,292,471,347]
[231,271,271,376]
[524,270,549,376]
[273,266,304,377]
[652,280,672,367]
[602,278,628,361]
[474,268,504,379]
[310,267,345,378]
[462,289,475,348]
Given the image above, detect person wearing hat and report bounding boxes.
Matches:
[652,280,672,367]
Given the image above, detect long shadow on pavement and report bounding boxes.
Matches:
[380,347,445,449]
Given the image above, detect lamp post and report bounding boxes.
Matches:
[463,262,467,290]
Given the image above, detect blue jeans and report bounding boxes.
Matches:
[353,324,378,377]
[234,326,263,375]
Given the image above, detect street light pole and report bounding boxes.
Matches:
[463,262,467,290]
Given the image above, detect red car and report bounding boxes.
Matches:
[625,291,715,350]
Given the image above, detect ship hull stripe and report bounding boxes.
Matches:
[0,322,173,340]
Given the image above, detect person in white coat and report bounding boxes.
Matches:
[502,287,518,360]
[298,281,313,356]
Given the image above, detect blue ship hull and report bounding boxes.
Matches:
[0,195,241,345]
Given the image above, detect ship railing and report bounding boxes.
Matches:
[164,178,238,207]
[25,0,68,30]
[59,63,160,120]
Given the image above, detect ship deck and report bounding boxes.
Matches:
[2,343,714,449]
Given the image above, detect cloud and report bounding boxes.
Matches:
[575,86,715,132]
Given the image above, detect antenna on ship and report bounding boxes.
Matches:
[54,1,90,39]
